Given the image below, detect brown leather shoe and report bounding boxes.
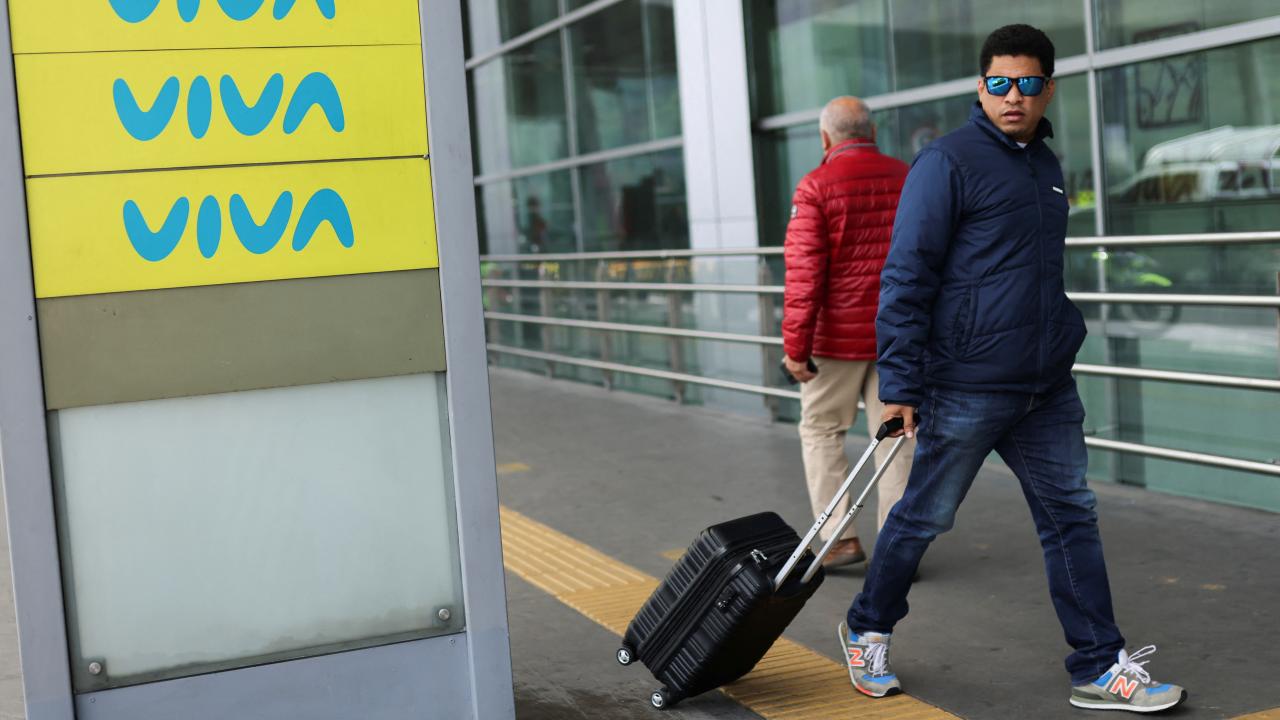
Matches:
[821,538,866,569]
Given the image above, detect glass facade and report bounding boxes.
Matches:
[1095,0,1277,49]
[465,0,685,256]
[743,1,1280,511]
[746,0,1085,118]
[466,0,688,397]
[466,0,1280,511]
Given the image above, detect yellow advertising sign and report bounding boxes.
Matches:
[15,45,428,177]
[7,0,422,54]
[26,158,439,298]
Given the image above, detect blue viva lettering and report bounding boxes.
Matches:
[124,198,190,262]
[220,74,284,136]
[113,77,181,141]
[273,0,335,20]
[216,0,265,21]
[187,76,213,139]
[283,73,345,134]
[109,0,336,22]
[113,74,344,140]
[197,195,222,258]
[230,192,293,254]
[293,189,353,250]
[108,0,162,23]
[122,191,353,260]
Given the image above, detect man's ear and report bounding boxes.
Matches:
[820,129,833,152]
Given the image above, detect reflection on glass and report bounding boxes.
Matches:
[469,34,569,175]
[466,0,560,57]
[578,148,688,252]
[891,0,1084,91]
[1091,35,1280,504]
[569,0,681,153]
[746,0,1085,118]
[477,170,576,255]
[1095,0,1277,49]
[51,375,464,691]
[755,77,1096,246]
[1101,37,1280,239]
[747,0,890,118]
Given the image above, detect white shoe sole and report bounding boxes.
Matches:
[1069,689,1187,713]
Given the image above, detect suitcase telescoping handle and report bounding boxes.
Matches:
[772,417,909,591]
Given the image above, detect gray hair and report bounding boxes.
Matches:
[819,96,874,143]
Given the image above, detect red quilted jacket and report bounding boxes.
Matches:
[783,139,909,361]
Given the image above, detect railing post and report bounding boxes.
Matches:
[538,263,555,378]
[758,258,780,421]
[596,261,613,390]
[666,259,687,403]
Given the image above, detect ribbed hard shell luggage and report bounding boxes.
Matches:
[617,418,909,710]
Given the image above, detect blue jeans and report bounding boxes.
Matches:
[846,379,1125,684]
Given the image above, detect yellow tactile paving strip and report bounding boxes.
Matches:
[500,507,958,720]
[1236,710,1280,719]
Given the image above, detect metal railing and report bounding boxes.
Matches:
[480,232,1280,478]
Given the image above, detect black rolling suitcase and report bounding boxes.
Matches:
[617,417,909,710]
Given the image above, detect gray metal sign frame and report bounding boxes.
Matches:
[0,0,514,717]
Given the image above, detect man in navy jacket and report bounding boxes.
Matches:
[837,25,1186,713]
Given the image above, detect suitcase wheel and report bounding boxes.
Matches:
[616,646,635,666]
[650,688,672,710]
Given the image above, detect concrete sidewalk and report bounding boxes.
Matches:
[490,367,1280,720]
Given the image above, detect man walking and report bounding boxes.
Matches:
[839,25,1185,713]
[783,96,915,569]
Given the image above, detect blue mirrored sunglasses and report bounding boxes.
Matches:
[984,75,1049,96]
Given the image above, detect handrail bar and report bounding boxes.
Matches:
[486,313,1280,392]
[488,344,800,400]
[483,279,786,294]
[1063,231,1280,248]
[486,344,1280,478]
[483,312,782,346]
[478,231,1280,263]
[483,279,1280,307]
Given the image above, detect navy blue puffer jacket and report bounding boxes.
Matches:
[876,103,1086,407]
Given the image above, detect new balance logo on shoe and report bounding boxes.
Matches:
[848,647,864,668]
[1109,674,1140,700]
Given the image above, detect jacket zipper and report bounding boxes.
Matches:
[1027,148,1046,386]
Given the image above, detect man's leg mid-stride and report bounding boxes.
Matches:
[993,380,1125,684]
[847,388,1021,633]
[798,358,872,564]
[840,388,1019,697]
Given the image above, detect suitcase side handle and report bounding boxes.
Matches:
[772,415,914,591]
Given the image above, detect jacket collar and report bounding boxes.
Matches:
[968,102,1054,150]
[823,137,878,163]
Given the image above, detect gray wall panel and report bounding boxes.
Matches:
[39,269,446,410]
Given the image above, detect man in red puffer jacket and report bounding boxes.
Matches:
[783,96,916,569]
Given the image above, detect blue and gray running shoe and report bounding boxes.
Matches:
[1070,646,1187,713]
[837,621,901,698]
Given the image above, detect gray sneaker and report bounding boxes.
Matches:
[837,621,901,698]
[1069,646,1186,713]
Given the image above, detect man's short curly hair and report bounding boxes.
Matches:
[981,24,1056,77]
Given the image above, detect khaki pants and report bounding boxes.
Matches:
[798,357,914,541]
